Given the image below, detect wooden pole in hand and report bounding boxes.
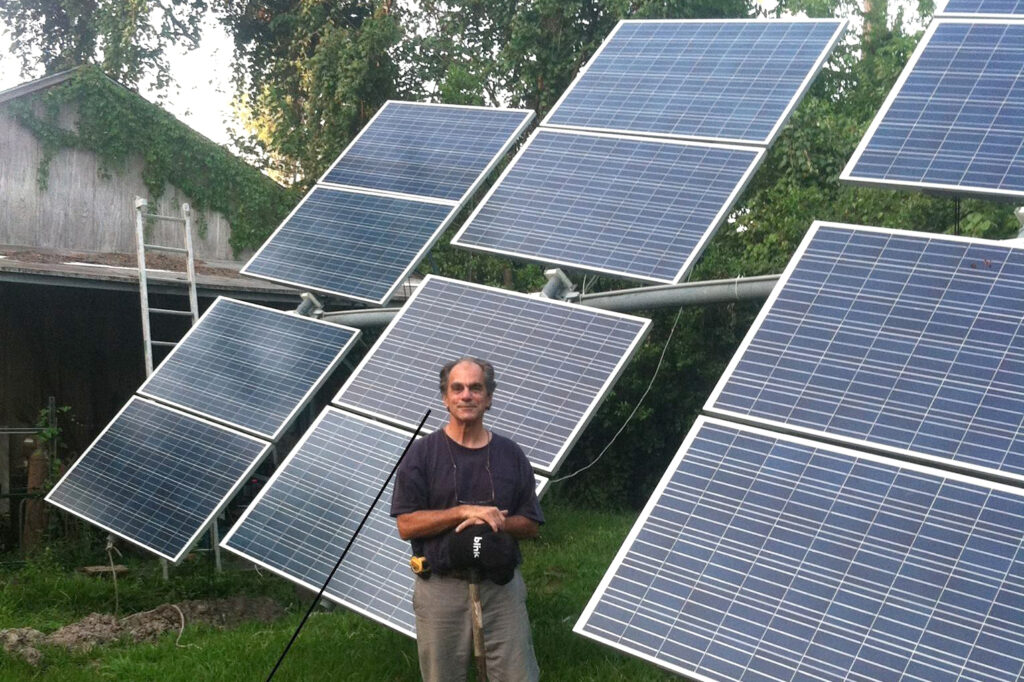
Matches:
[469,567,487,681]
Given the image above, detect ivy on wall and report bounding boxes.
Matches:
[7,66,295,254]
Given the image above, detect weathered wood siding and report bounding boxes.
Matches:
[0,106,238,261]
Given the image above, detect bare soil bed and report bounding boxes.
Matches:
[1,596,284,666]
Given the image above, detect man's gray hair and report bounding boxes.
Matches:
[439,357,497,396]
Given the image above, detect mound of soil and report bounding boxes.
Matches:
[1,596,285,666]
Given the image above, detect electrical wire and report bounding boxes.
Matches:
[551,306,684,484]
[106,538,121,616]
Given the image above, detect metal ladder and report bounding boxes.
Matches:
[134,197,199,374]
[133,197,208,579]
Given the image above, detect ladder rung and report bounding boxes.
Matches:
[146,215,187,224]
[144,244,188,254]
[149,307,194,317]
[151,341,178,348]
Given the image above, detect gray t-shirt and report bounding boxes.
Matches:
[390,428,544,572]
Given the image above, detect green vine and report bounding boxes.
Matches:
[8,66,295,253]
[34,404,73,489]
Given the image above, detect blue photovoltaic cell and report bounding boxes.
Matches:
[543,19,846,144]
[222,408,419,636]
[941,0,1024,16]
[453,130,763,283]
[576,417,1024,682]
[707,222,1024,484]
[46,398,271,562]
[139,297,358,439]
[240,187,455,305]
[320,102,533,202]
[333,276,650,474]
[842,21,1024,199]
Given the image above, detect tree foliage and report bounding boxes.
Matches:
[217,0,402,184]
[219,0,752,185]
[405,0,750,114]
[0,0,207,90]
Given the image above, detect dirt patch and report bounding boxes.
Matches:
[1,596,285,665]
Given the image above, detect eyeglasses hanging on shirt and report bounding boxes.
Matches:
[445,432,496,506]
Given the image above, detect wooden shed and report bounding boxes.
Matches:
[0,68,298,548]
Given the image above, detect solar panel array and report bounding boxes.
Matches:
[46,398,271,562]
[456,19,844,284]
[452,129,764,283]
[841,19,1024,200]
[543,19,846,145]
[333,275,650,474]
[46,295,361,563]
[138,297,358,439]
[940,0,1024,17]
[320,101,534,202]
[707,222,1024,485]
[242,103,533,305]
[576,417,1024,682]
[241,188,458,306]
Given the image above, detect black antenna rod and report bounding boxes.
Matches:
[266,409,431,681]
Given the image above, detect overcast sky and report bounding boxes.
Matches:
[0,15,237,145]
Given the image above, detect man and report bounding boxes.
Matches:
[391,357,544,682]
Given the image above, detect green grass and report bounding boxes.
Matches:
[1,502,674,680]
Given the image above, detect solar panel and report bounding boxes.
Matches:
[940,0,1024,17]
[707,221,1024,485]
[841,20,1024,200]
[46,397,271,563]
[452,129,763,283]
[138,297,359,440]
[542,19,847,145]
[320,101,534,203]
[333,275,650,474]
[221,408,420,636]
[240,187,458,305]
[577,416,1024,681]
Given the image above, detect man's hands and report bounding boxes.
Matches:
[397,504,538,540]
[455,505,508,533]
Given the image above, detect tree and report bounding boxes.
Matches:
[0,0,207,90]
[406,0,749,115]
[218,0,402,185]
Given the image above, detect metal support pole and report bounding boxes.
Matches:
[320,275,780,330]
[212,516,222,574]
[539,268,576,301]
[295,292,323,317]
[577,275,779,314]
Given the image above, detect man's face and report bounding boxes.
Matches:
[443,361,492,425]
